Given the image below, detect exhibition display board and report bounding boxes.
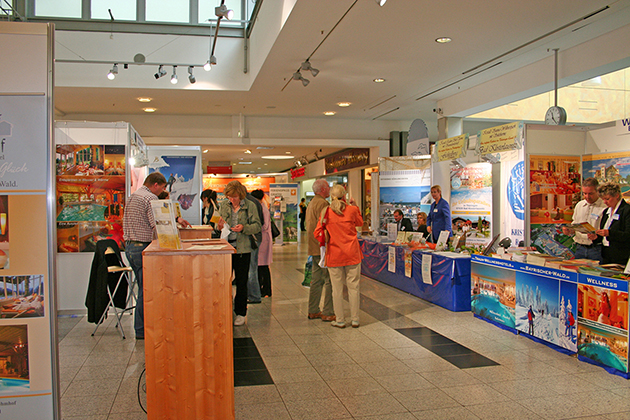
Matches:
[359,239,471,312]
[142,239,236,419]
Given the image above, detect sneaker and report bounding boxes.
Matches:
[234,315,246,326]
[351,321,360,328]
[331,321,346,329]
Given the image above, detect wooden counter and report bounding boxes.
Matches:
[179,225,216,240]
[143,239,235,420]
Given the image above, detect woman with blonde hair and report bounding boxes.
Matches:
[314,184,363,328]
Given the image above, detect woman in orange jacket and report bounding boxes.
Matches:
[314,184,363,328]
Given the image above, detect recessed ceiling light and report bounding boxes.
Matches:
[257,167,261,169]
[244,149,252,154]
[203,149,208,153]
[239,161,252,165]
[373,78,385,83]
[256,146,274,150]
[264,163,268,165]
[337,102,351,107]
[138,97,152,102]
[143,107,156,113]
[324,111,336,116]
[435,37,452,43]
[262,155,294,160]
[285,151,291,154]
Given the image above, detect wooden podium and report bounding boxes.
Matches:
[142,239,235,420]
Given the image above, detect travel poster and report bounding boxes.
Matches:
[501,150,525,247]
[270,184,299,242]
[0,325,29,393]
[529,155,582,258]
[450,163,492,244]
[470,255,516,328]
[55,145,126,252]
[0,275,45,319]
[0,195,8,269]
[582,151,630,203]
[577,274,629,372]
[379,169,431,235]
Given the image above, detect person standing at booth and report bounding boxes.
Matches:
[393,209,413,232]
[426,185,452,243]
[595,182,630,265]
[124,172,191,340]
[562,177,605,262]
[306,179,335,322]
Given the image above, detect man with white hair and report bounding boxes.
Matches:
[305,179,335,322]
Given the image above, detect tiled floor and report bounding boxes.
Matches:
[58,235,630,419]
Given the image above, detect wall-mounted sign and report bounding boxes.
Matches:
[477,121,524,156]
[325,148,369,174]
[433,134,468,162]
[206,165,232,174]
[616,118,630,136]
[290,167,305,179]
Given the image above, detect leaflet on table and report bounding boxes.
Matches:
[421,254,432,284]
[387,223,397,242]
[150,200,182,250]
[388,247,396,273]
[435,230,450,251]
[404,248,412,278]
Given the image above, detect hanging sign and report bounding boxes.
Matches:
[325,148,369,174]
[476,122,524,156]
[433,134,468,162]
[290,167,305,179]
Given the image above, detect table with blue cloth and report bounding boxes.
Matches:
[359,238,471,311]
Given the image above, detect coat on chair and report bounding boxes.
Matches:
[86,239,129,323]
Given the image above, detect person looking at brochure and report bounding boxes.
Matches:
[595,182,630,266]
[562,177,606,262]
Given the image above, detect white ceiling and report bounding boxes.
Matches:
[52,0,630,174]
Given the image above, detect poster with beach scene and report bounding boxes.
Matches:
[379,170,431,235]
[0,195,8,269]
[471,256,516,328]
[0,325,29,393]
[582,151,630,203]
[0,275,45,319]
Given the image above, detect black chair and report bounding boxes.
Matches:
[85,239,133,339]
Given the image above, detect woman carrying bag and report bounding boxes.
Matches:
[314,184,363,328]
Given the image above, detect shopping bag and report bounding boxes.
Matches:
[302,255,313,287]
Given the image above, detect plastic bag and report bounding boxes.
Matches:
[302,255,313,287]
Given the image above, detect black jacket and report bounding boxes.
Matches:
[601,199,630,265]
[398,217,414,232]
[85,239,128,323]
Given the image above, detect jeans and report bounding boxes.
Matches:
[125,241,151,338]
[247,247,261,302]
[308,255,334,316]
[574,244,602,263]
[233,253,251,316]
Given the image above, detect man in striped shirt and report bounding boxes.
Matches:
[123,172,190,339]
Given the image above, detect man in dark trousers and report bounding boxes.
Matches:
[393,209,413,231]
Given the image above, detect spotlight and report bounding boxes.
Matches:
[203,61,211,71]
[210,55,217,65]
[107,63,118,80]
[154,65,166,79]
[375,0,387,5]
[188,66,196,84]
[293,71,309,87]
[300,60,319,77]
[171,66,178,84]
[215,4,234,20]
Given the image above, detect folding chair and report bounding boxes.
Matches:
[86,239,132,339]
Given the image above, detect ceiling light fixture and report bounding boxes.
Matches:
[293,71,310,87]
[154,65,167,79]
[373,78,385,83]
[107,63,118,80]
[301,60,319,77]
[324,111,336,116]
[188,66,196,84]
[203,149,208,153]
[137,97,152,102]
[244,149,252,154]
[143,107,156,113]
[435,37,452,43]
[263,155,294,160]
[337,102,351,107]
[215,4,234,20]
[170,66,178,84]
[375,0,387,6]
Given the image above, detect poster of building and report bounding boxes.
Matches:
[577,275,629,372]
[450,163,492,244]
[379,169,431,235]
[471,256,516,328]
[55,145,126,252]
[582,151,630,202]
[0,275,45,318]
[529,155,582,258]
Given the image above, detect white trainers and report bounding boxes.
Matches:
[234,315,246,326]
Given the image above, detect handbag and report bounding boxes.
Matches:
[270,218,280,239]
[249,234,259,250]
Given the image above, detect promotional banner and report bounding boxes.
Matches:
[378,169,431,235]
[450,163,492,244]
[270,183,299,242]
[56,145,126,252]
[501,148,525,247]
[577,274,629,372]
[477,121,523,156]
[529,155,582,258]
[433,134,468,162]
[582,151,630,203]
[472,255,578,352]
[202,176,275,201]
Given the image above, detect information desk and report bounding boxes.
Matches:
[471,255,630,377]
[142,239,236,420]
[359,239,471,311]
[179,225,216,240]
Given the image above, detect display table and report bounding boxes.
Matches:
[359,239,471,311]
[142,239,236,420]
